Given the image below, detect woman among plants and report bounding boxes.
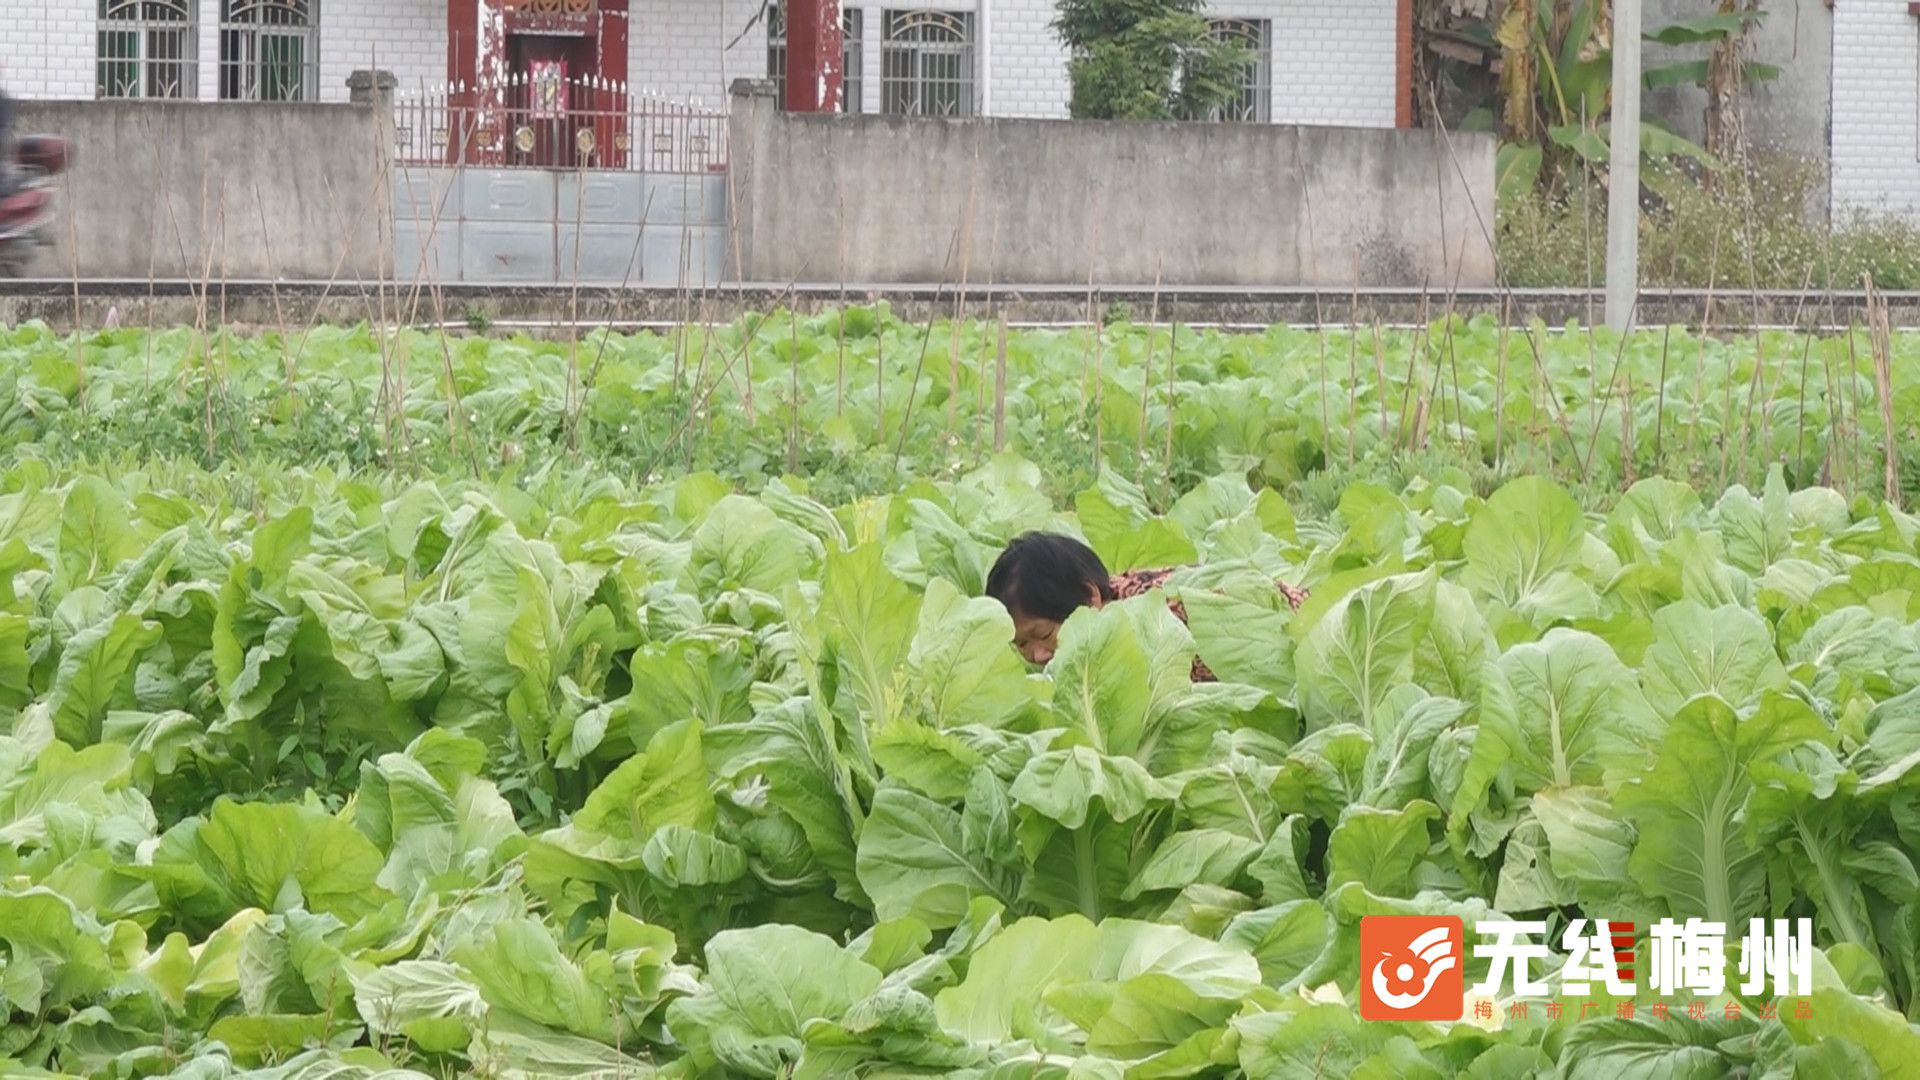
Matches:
[986,531,1308,681]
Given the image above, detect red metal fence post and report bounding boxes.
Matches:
[784,0,843,113]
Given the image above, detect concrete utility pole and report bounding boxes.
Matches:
[1605,0,1642,331]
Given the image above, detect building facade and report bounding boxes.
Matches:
[1831,0,1920,219]
[7,1,1409,130]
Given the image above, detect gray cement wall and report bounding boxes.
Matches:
[1644,0,1831,203]
[726,83,1497,289]
[13,100,389,281]
[5,280,1909,334]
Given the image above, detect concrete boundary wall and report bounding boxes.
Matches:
[726,83,1496,290]
[14,100,389,281]
[7,282,1895,335]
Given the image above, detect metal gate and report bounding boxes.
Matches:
[390,76,730,287]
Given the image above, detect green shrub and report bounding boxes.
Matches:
[1498,154,1920,290]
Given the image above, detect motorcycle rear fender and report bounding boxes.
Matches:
[15,136,71,176]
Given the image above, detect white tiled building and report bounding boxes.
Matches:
[5,1,1407,130]
[1831,0,1920,219]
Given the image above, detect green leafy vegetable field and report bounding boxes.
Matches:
[4,312,1917,510]
[2,319,1919,1078]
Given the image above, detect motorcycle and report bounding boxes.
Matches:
[0,134,72,278]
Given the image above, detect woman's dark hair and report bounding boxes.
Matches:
[986,532,1116,621]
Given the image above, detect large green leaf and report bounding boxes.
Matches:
[1776,949,1920,1076]
[1327,801,1441,898]
[144,798,393,931]
[1048,601,1157,759]
[1125,829,1261,900]
[688,495,825,595]
[350,960,488,1052]
[1644,10,1768,46]
[1558,1014,1748,1080]
[1296,571,1437,732]
[1010,746,1168,830]
[667,924,883,1077]
[1639,600,1787,716]
[820,542,921,729]
[541,719,713,870]
[1619,692,1828,925]
[906,577,1032,730]
[453,917,617,1042]
[1182,576,1299,697]
[58,477,143,591]
[1716,472,1792,574]
[354,735,523,896]
[1075,472,1197,573]
[1452,629,1659,843]
[933,915,1259,1047]
[0,887,120,1014]
[1234,1004,1394,1078]
[856,786,1017,928]
[45,612,162,745]
[1462,476,1599,637]
[1497,143,1544,207]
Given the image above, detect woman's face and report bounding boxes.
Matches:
[1009,587,1105,666]
[1010,611,1064,665]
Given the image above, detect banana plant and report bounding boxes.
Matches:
[1491,0,1762,199]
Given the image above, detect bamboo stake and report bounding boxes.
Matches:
[1164,311,1179,491]
[889,216,969,468]
[1519,321,1589,482]
[1494,295,1511,472]
[1653,323,1672,476]
[1092,303,1105,478]
[1769,261,1818,473]
[788,310,801,474]
[1866,276,1899,507]
[252,183,292,407]
[1690,225,1723,478]
[1581,299,1638,479]
[977,207,1002,426]
[1397,286,1431,451]
[836,187,848,417]
[1346,283,1360,469]
[65,170,86,416]
[1620,369,1637,489]
[1141,260,1162,460]
[1442,234,1469,452]
[1315,295,1331,460]
[1847,315,1864,499]
[949,131,982,440]
[565,163,588,451]
[1372,319,1390,446]
[993,313,1008,454]
[425,274,479,476]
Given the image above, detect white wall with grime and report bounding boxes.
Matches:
[12,0,1402,129]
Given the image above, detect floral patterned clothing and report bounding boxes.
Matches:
[1107,568,1310,683]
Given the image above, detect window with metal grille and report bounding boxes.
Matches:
[767,4,865,113]
[881,10,974,118]
[220,0,318,102]
[1207,17,1271,123]
[97,0,197,99]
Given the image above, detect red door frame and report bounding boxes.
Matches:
[446,0,630,164]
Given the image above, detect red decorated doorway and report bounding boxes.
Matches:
[444,0,631,168]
